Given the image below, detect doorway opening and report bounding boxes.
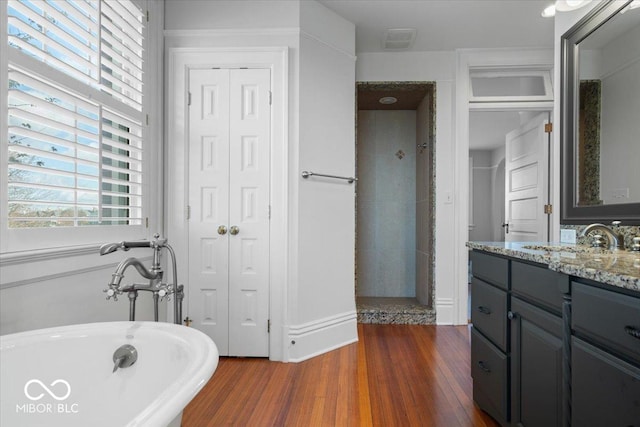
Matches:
[469,110,552,244]
[355,82,436,324]
[467,108,552,321]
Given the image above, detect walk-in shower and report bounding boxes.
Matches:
[355,82,436,324]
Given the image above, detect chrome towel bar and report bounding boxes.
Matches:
[301,171,357,184]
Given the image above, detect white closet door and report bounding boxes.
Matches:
[188,69,231,355]
[228,69,271,357]
[187,68,271,357]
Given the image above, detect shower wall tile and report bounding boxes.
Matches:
[356,200,375,250]
[416,251,430,305]
[357,111,376,202]
[357,110,417,298]
[416,94,434,307]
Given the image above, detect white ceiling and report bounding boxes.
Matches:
[317,0,556,53]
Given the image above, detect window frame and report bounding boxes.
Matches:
[1,0,157,255]
[469,68,554,103]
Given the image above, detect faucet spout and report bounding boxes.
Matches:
[108,257,160,288]
[581,223,624,250]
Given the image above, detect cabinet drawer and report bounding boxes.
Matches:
[572,282,640,364]
[470,251,509,290]
[471,327,509,425]
[511,261,568,314]
[471,277,508,352]
[572,337,640,427]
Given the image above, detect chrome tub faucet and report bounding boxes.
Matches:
[99,234,184,325]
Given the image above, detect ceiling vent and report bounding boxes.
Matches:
[383,28,416,50]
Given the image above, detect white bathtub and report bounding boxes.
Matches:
[0,321,218,427]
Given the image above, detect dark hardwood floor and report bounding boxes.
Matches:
[182,324,499,426]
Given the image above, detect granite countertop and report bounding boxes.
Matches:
[466,241,640,293]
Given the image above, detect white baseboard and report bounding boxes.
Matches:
[436,297,454,325]
[287,310,358,362]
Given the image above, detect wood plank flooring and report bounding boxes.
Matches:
[182,324,499,427]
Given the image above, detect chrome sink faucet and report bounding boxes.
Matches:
[581,222,624,250]
[99,234,183,324]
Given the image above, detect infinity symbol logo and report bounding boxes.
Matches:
[24,379,71,401]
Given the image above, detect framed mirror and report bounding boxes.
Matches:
[561,0,640,224]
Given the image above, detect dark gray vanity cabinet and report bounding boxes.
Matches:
[470,250,510,426]
[509,261,568,427]
[571,281,640,427]
[470,251,568,427]
[470,248,640,427]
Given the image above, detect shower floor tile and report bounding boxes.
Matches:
[357,297,436,325]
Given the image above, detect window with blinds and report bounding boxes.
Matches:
[6,0,144,229]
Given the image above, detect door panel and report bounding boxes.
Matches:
[505,113,550,242]
[188,69,231,355]
[228,69,271,357]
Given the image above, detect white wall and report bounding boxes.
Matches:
[1,254,163,335]
[357,111,417,298]
[164,0,357,362]
[291,0,357,361]
[469,150,493,242]
[356,51,457,323]
[164,0,299,30]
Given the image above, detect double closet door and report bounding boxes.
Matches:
[187,68,270,357]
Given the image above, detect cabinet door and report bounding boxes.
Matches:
[471,327,509,426]
[510,298,563,427]
[572,337,640,427]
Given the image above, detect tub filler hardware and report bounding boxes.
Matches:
[112,344,138,373]
[100,234,184,325]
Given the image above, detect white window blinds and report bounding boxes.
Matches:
[6,0,144,228]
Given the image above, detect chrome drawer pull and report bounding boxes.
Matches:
[478,361,491,373]
[624,326,640,340]
[477,306,492,315]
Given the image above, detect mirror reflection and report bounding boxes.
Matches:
[576,3,640,206]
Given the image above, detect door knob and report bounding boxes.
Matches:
[502,223,509,234]
[230,226,240,235]
[217,225,227,235]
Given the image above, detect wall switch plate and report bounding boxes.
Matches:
[444,191,453,204]
[560,229,577,244]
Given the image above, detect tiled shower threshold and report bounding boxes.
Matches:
[356,297,436,325]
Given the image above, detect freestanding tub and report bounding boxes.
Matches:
[0,321,218,427]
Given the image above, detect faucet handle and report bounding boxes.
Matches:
[104,287,122,301]
[158,285,174,302]
[590,234,606,248]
